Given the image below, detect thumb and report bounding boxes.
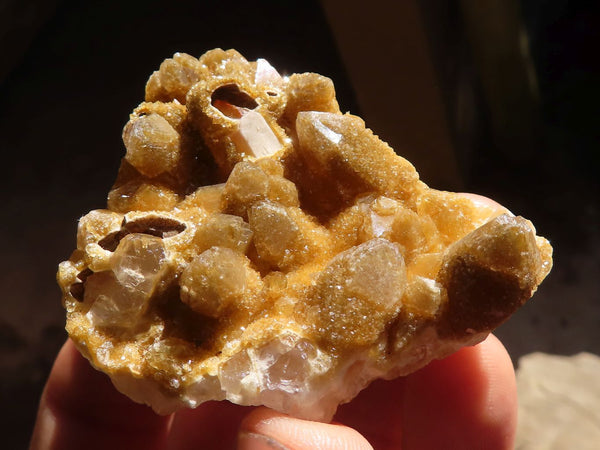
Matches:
[238,407,373,450]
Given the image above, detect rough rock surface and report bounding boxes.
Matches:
[57,49,553,421]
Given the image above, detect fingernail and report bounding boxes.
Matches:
[238,431,290,450]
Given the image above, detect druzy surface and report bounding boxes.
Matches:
[58,49,553,421]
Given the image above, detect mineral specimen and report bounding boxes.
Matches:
[57,49,553,421]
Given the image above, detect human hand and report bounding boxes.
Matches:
[30,334,516,449]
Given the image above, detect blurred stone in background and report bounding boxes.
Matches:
[516,352,600,449]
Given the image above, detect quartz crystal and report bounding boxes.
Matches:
[57,49,553,421]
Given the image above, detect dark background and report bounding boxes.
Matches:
[1,1,598,448]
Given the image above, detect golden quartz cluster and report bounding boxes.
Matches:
[58,49,553,421]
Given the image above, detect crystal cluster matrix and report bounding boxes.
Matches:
[58,49,553,421]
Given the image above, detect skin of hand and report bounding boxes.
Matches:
[29,334,516,450]
[30,194,517,449]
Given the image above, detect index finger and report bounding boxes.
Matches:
[29,340,172,450]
